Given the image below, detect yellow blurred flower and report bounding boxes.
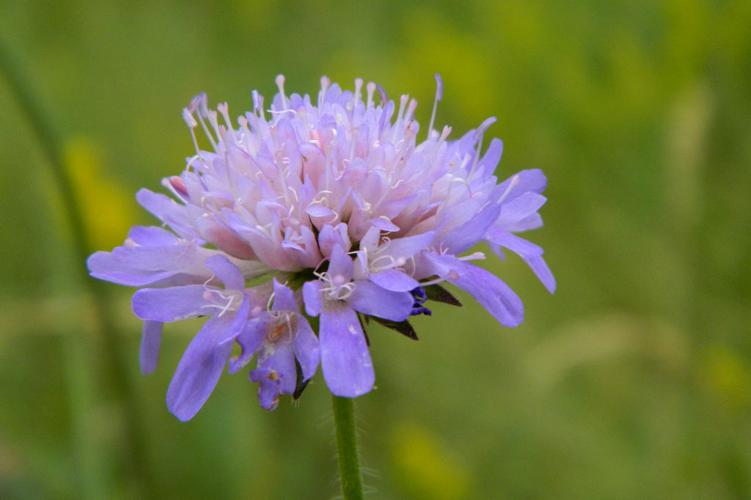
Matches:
[702,346,751,411]
[390,421,472,500]
[63,137,136,249]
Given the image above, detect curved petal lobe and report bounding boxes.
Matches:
[424,253,524,327]
[293,317,320,381]
[302,280,322,316]
[369,269,419,292]
[349,280,413,322]
[140,321,163,375]
[132,285,207,322]
[319,303,374,397]
[166,314,237,421]
[205,254,244,290]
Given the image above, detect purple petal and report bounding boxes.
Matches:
[258,344,297,395]
[475,116,497,136]
[272,279,298,312]
[423,253,524,327]
[350,280,414,321]
[306,204,335,218]
[132,285,207,322]
[87,251,176,286]
[318,223,351,257]
[497,192,547,227]
[443,202,501,254]
[136,188,194,237]
[217,295,251,345]
[478,138,504,173]
[302,280,322,316]
[140,321,163,375]
[87,238,214,288]
[369,269,420,292]
[486,229,543,257]
[358,226,381,253]
[384,231,435,261]
[229,316,268,373]
[249,367,282,410]
[204,254,244,290]
[166,314,239,421]
[328,245,354,282]
[257,373,283,409]
[371,216,399,232]
[497,169,547,201]
[320,303,374,397]
[486,230,556,293]
[507,213,543,232]
[251,344,296,410]
[128,226,178,246]
[107,243,202,271]
[293,316,320,381]
[196,217,255,260]
[526,255,556,293]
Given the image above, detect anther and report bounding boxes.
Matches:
[319,76,331,108]
[275,74,288,110]
[182,108,197,128]
[168,176,188,197]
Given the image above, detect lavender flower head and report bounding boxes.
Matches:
[88,75,555,420]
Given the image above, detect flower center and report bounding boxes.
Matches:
[266,311,295,344]
[318,271,356,301]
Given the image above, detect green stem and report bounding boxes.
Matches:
[0,40,154,498]
[332,395,364,500]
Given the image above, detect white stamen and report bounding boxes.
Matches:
[269,108,297,117]
[498,174,520,204]
[366,82,376,108]
[396,94,409,123]
[315,271,357,301]
[217,102,236,143]
[370,254,398,273]
[353,78,363,111]
[427,73,443,140]
[196,111,218,150]
[201,288,237,317]
[470,117,497,176]
[419,276,446,287]
[458,251,486,262]
[275,74,288,110]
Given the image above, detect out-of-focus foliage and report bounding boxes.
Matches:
[1,0,750,498]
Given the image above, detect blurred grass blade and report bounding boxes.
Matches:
[0,39,154,498]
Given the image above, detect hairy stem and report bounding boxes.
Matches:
[332,395,364,500]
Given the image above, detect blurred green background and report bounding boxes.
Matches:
[1,0,750,498]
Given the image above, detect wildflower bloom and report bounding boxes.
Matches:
[87,74,554,420]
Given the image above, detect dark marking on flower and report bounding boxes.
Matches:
[372,317,418,341]
[424,284,462,307]
[410,286,432,316]
[293,360,310,400]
